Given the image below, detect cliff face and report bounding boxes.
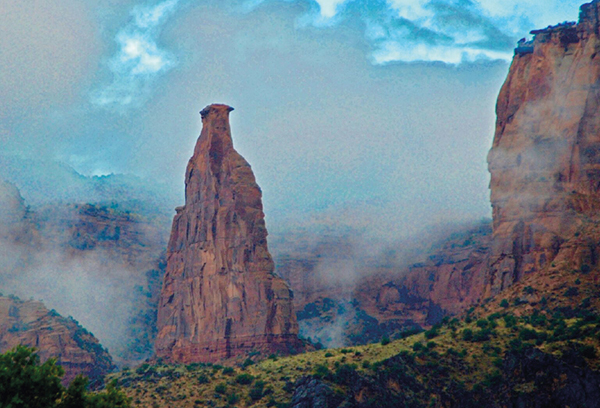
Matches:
[0,295,114,386]
[274,222,491,346]
[156,104,301,363]
[487,0,600,295]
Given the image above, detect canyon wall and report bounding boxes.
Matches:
[487,0,600,296]
[156,104,302,363]
[274,222,491,346]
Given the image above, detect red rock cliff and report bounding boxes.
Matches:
[156,104,301,363]
[487,0,600,295]
[0,295,115,386]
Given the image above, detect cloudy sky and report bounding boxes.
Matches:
[0,0,584,237]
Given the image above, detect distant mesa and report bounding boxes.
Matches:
[155,104,303,363]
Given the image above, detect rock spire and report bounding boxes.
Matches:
[156,104,302,363]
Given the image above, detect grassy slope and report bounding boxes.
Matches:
[109,223,600,407]
[109,290,600,407]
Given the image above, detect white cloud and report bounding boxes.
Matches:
[133,0,179,28]
[388,0,433,20]
[315,0,349,18]
[92,0,181,109]
[92,0,585,107]
[371,39,512,65]
[305,0,582,64]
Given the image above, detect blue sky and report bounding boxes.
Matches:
[0,0,585,237]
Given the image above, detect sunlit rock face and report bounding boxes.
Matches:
[156,104,302,363]
[487,0,600,295]
[0,295,115,387]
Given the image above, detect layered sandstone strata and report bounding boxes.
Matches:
[0,295,115,386]
[487,0,600,295]
[156,104,301,363]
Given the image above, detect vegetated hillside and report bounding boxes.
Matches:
[107,274,600,407]
[273,220,491,347]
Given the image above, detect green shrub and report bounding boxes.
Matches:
[503,314,517,328]
[424,328,439,339]
[580,298,592,309]
[476,319,489,329]
[242,358,255,368]
[488,313,502,322]
[235,373,255,385]
[222,367,235,375]
[565,287,579,297]
[500,299,509,308]
[492,358,503,368]
[198,374,209,384]
[333,364,358,386]
[472,329,493,342]
[482,370,503,387]
[462,329,473,341]
[508,338,524,352]
[519,328,539,341]
[249,380,266,401]
[313,364,330,379]
[136,363,150,374]
[227,393,239,404]
[577,344,597,359]
[0,346,131,408]
[214,383,227,394]
[381,337,391,346]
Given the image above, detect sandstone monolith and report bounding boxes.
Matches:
[156,104,301,363]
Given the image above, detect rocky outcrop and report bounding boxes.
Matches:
[156,104,302,363]
[486,0,600,295]
[274,222,491,346]
[291,376,336,408]
[0,295,115,386]
[0,179,34,244]
[36,203,168,270]
[0,182,118,384]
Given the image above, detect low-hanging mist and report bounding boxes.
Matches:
[0,183,168,367]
